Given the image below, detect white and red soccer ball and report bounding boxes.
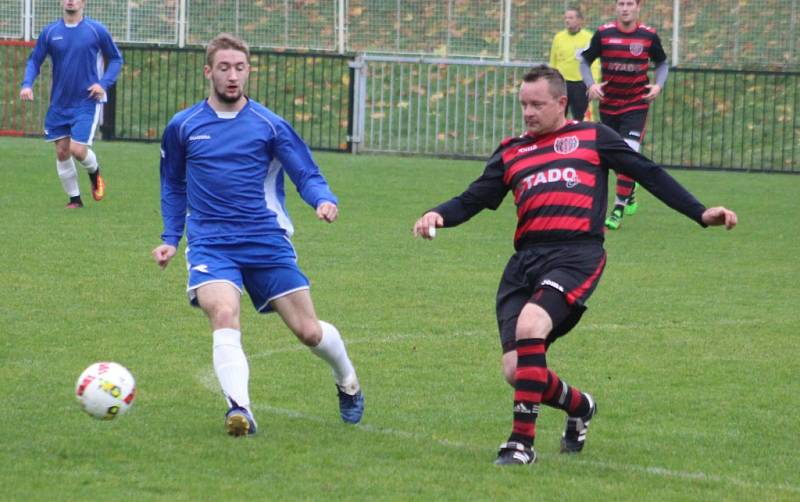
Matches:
[75,362,136,420]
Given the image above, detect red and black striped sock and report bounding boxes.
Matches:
[615,174,636,206]
[541,369,591,417]
[507,338,547,449]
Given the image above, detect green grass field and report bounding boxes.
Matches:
[1,137,798,500]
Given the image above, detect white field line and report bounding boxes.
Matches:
[195,329,797,495]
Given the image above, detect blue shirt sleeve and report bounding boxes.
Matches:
[159,120,187,247]
[21,28,49,89]
[272,119,338,208]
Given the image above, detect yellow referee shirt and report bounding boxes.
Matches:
[550,29,600,82]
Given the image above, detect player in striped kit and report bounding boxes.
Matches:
[20,0,123,208]
[413,65,737,465]
[152,33,364,436]
[579,0,668,229]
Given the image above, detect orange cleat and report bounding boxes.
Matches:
[91,172,106,201]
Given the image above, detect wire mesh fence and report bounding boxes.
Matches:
[31,0,178,45]
[352,56,800,172]
[109,46,352,151]
[2,1,798,70]
[185,1,339,51]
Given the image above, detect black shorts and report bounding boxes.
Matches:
[600,109,648,144]
[496,243,607,353]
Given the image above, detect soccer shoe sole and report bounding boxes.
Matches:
[494,449,537,465]
[225,414,252,437]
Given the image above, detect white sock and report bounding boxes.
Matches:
[212,328,251,411]
[56,158,80,197]
[310,321,359,394]
[77,149,99,173]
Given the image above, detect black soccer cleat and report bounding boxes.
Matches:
[494,441,536,465]
[560,393,596,453]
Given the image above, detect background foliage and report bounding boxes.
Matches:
[1,0,798,69]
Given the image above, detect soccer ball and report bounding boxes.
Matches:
[75,362,136,420]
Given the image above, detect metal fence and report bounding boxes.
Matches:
[2,0,799,70]
[2,41,798,172]
[352,56,800,172]
[0,40,48,136]
[109,45,353,151]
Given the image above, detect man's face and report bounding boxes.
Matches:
[519,79,566,136]
[616,0,640,25]
[205,49,250,104]
[564,10,582,33]
[63,0,84,14]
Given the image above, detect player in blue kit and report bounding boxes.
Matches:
[152,33,364,436]
[20,0,123,208]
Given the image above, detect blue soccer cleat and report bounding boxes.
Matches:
[225,406,257,437]
[337,385,365,424]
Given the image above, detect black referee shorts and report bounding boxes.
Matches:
[496,243,607,353]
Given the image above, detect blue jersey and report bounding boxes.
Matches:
[22,16,123,109]
[159,98,338,247]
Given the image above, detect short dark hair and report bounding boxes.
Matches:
[566,6,583,18]
[522,65,567,98]
[206,33,250,67]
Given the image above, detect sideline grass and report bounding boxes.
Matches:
[0,137,798,499]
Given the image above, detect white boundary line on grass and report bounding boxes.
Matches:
[194,330,798,495]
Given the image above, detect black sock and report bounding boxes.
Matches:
[88,168,100,187]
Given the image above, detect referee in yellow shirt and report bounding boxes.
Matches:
[549,7,600,121]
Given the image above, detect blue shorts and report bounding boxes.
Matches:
[185,235,310,313]
[44,103,102,144]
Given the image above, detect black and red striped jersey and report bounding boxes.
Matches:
[432,121,705,251]
[581,22,667,115]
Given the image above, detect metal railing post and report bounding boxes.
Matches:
[672,0,680,66]
[502,0,512,62]
[348,56,366,153]
[23,0,32,41]
[337,0,346,55]
[178,0,187,48]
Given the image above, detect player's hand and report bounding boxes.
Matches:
[643,83,662,102]
[701,207,738,230]
[412,211,443,240]
[19,87,34,101]
[316,201,338,223]
[587,82,607,100]
[88,83,106,101]
[152,244,177,269]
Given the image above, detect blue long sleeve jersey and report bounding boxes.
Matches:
[22,16,123,108]
[159,99,338,247]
